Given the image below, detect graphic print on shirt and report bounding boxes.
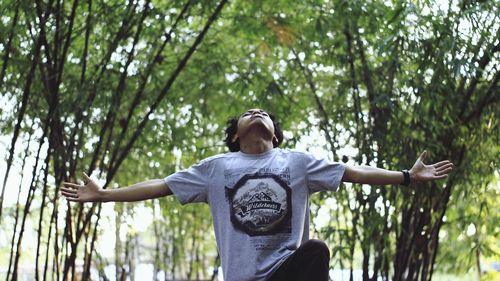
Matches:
[226,173,292,236]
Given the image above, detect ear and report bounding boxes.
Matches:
[231,134,239,143]
[272,135,278,144]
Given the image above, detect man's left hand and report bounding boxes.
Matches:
[409,151,453,183]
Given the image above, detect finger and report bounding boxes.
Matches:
[436,163,453,172]
[436,167,453,176]
[63,182,81,189]
[66,197,80,202]
[434,160,452,168]
[60,187,78,194]
[61,191,78,198]
[418,151,427,163]
[83,172,91,184]
[434,174,448,180]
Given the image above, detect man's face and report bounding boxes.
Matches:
[235,108,275,140]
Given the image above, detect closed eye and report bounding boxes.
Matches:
[241,110,269,117]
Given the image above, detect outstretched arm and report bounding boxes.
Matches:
[341,151,453,185]
[60,172,172,203]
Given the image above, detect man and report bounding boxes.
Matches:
[61,108,453,281]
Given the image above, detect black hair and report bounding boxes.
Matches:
[224,113,284,152]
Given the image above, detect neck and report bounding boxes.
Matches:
[239,133,274,154]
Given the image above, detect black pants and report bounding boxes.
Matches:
[267,239,330,281]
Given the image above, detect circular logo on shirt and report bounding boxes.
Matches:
[227,174,291,236]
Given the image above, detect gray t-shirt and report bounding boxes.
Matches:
[164,148,345,281]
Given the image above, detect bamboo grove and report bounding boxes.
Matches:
[0,0,498,280]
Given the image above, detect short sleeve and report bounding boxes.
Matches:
[304,154,346,193]
[164,160,209,204]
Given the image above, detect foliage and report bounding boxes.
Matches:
[0,0,498,280]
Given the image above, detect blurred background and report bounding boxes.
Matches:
[0,0,498,280]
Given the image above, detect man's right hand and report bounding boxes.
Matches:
[61,173,171,203]
[61,172,102,202]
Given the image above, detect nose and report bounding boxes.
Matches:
[251,111,263,118]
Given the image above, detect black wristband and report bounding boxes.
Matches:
[402,170,410,186]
